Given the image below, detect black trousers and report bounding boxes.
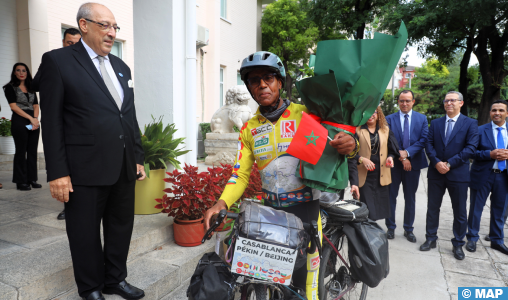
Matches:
[11,113,39,183]
[425,178,468,247]
[65,152,136,297]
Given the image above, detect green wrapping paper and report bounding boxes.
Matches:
[295,22,408,193]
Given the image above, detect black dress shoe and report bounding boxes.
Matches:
[404,231,417,243]
[29,181,42,188]
[57,210,65,220]
[491,243,508,255]
[453,246,465,260]
[16,183,31,191]
[420,240,437,251]
[103,280,145,299]
[485,235,491,242]
[387,229,395,239]
[465,240,477,252]
[83,291,105,300]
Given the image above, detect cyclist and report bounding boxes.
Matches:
[204,51,358,300]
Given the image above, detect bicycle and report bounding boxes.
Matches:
[318,201,369,300]
[201,208,322,300]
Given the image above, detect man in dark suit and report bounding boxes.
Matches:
[466,100,508,254]
[385,90,428,243]
[420,91,479,260]
[35,3,145,300]
[32,27,82,221]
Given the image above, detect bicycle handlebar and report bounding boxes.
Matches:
[201,209,322,258]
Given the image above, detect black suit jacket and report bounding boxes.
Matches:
[36,40,144,185]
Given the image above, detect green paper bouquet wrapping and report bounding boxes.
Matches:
[294,22,408,193]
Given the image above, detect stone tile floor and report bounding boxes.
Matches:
[1,167,508,299]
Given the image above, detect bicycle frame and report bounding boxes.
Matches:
[322,233,357,300]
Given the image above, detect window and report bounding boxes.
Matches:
[220,0,227,19]
[110,41,123,59]
[220,68,224,107]
[237,72,244,85]
[405,73,411,78]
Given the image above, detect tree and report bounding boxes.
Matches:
[261,0,319,101]
[307,0,394,40]
[382,0,508,124]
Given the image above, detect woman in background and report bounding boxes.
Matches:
[2,63,42,191]
[351,106,399,220]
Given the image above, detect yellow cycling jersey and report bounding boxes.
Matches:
[220,102,317,209]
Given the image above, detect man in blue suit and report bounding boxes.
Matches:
[420,91,479,260]
[465,100,508,255]
[385,90,428,243]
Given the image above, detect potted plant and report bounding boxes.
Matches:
[156,164,229,246]
[135,117,190,215]
[0,117,15,155]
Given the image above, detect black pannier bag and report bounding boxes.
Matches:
[342,220,390,288]
[187,252,237,300]
[238,201,309,269]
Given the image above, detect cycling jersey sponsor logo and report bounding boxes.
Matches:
[233,163,241,172]
[254,146,273,155]
[251,124,272,138]
[281,120,296,138]
[282,110,291,118]
[227,178,237,185]
[277,142,291,152]
[231,172,239,179]
[311,256,320,270]
[258,154,272,161]
[254,135,269,148]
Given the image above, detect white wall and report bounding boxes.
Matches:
[0,0,19,120]
[134,0,197,166]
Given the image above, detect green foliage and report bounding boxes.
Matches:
[380,89,399,116]
[307,0,395,40]
[199,123,211,140]
[261,0,319,101]
[417,58,450,78]
[140,116,190,178]
[0,117,12,137]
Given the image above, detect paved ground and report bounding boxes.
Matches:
[369,168,508,300]
[1,168,508,300]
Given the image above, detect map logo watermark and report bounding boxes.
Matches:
[459,287,508,299]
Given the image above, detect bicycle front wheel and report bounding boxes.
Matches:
[241,283,270,300]
[319,233,368,300]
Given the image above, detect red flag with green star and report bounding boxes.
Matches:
[286,112,328,165]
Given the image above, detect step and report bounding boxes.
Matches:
[0,213,178,300]
[52,237,217,299]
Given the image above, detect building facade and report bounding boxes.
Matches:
[0,0,271,166]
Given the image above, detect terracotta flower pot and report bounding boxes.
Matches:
[173,217,205,247]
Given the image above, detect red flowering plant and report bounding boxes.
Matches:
[0,117,12,137]
[155,162,262,221]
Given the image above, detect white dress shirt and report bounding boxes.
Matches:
[445,113,461,137]
[81,39,124,102]
[492,121,508,170]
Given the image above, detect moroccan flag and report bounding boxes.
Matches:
[286,112,328,165]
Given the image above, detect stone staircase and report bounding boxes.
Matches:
[0,214,218,300]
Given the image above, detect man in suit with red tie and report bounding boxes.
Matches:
[35,3,145,300]
[465,100,508,255]
[420,91,479,260]
[385,90,428,243]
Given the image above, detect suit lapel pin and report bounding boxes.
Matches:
[119,73,124,77]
